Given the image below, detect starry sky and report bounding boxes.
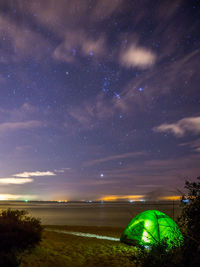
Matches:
[0,0,200,201]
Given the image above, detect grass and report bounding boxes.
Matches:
[20,225,138,267]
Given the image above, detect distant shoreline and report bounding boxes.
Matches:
[0,200,181,204]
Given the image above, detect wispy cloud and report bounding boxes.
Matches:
[0,178,33,184]
[54,31,106,62]
[26,0,124,31]
[67,47,200,134]
[154,116,200,137]
[0,120,42,135]
[0,103,39,122]
[84,151,146,167]
[13,171,56,178]
[91,0,124,21]
[54,168,71,173]
[120,45,156,69]
[90,154,200,188]
[66,93,114,131]
[0,15,49,62]
[180,139,200,153]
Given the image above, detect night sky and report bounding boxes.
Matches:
[0,0,199,201]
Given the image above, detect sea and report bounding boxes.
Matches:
[0,201,182,227]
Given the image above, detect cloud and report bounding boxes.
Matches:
[0,178,33,184]
[25,0,123,30]
[25,0,155,69]
[0,120,42,135]
[180,139,200,153]
[114,49,200,114]
[53,31,105,62]
[68,105,93,128]
[90,154,200,187]
[0,15,49,62]
[154,116,200,137]
[64,48,200,137]
[66,50,198,132]
[91,0,124,21]
[66,93,113,131]
[120,45,156,68]
[13,171,56,178]
[0,170,56,186]
[157,0,181,20]
[81,36,105,56]
[1,103,40,122]
[84,151,147,167]
[54,168,71,173]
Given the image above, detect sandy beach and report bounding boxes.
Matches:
[20,225,138,267]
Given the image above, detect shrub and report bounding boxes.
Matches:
[0,251,20,267]
[177,177,200,266]
[133,239,182,267]
[0,209,43,266]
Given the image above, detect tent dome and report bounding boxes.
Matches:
[120,210,183,248]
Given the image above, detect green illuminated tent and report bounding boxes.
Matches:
[121,210,183,248]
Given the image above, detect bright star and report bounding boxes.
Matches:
[100,173,104,178]
[114,92,120,99]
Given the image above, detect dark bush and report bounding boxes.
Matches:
[133,239,183,267]
[0,209,42,252]
[0,209,43,266]
[177,177,200,266]
[0,251,20,267]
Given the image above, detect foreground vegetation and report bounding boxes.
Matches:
[0,209,42,266]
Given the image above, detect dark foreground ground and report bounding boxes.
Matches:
[20,225,138,267]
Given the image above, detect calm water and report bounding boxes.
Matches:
[0,202,182,227]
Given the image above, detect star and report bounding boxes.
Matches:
[114,92,120,99]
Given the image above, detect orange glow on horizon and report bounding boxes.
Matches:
[100,195,145,201]
[100,195,181,201]
[55,200,68,203]
[159,196,181,201]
